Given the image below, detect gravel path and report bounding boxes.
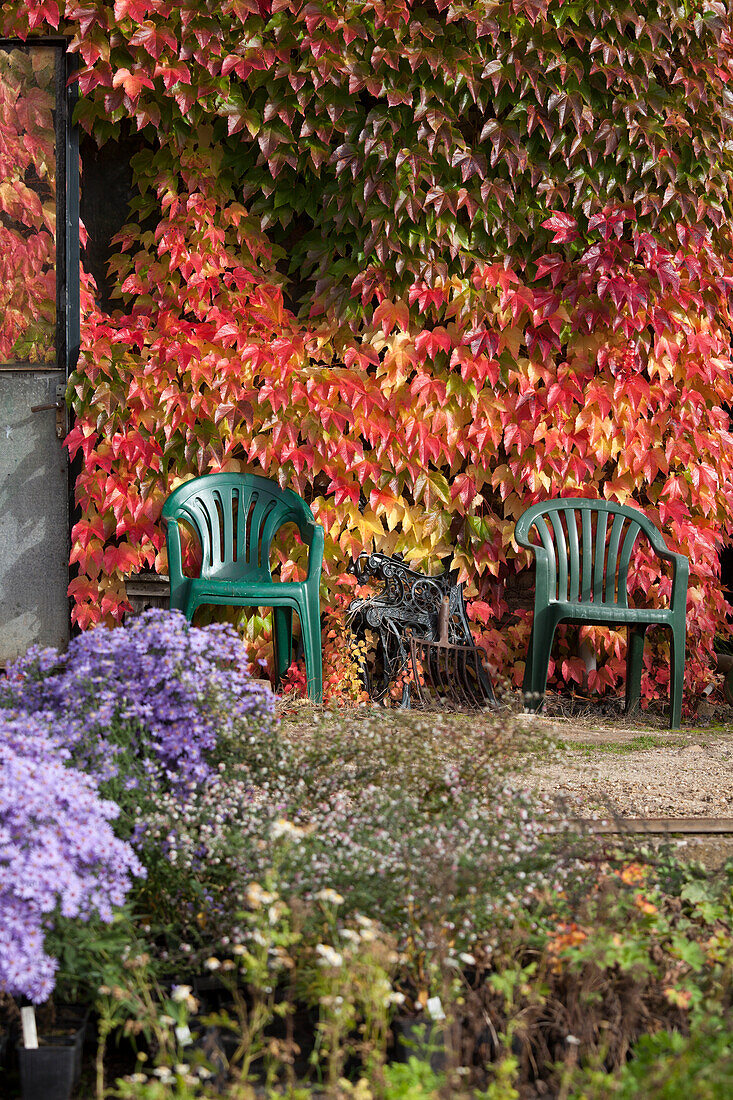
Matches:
[521,715,733,866]
[530,732,733,817]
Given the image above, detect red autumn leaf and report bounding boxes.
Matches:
[129,22,178,60]
[541,212,580,243]
[153,61,191,90]
[113,0,153,22]
[373,299,410,335]
[111,67,155,102]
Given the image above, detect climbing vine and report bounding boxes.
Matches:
[0,44,56,363]
[4,0,733,705]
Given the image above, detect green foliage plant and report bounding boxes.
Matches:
[9,700,730,1097]
[126,707,584,969]
[382,1056,445,1099]
[2,0,733,706]
[569,1019,733,1100]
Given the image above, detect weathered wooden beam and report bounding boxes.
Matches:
[580,818,733,835]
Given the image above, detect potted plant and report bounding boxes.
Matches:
[0,714,144,1097]
[16,1005,82,1100]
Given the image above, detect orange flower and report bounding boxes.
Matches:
[620,863,646,885]
[663,987,692,1009]
[634,893,658,915]
[548,922,588,952]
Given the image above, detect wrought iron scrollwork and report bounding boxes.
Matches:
[346,551,495,706]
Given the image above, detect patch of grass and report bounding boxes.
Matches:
[569,733,686,756]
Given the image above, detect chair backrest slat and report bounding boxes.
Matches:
[244,492,264,567]
[580,508,593,601]
[564,507,580,602]
[220,486,236,566]
[260,498,285,568]
[182,495,216,571]
[592,510,608,603]
[536,513,557,596]
[549,510,568,601]
[617,520,641,608]
[605,513,626,603]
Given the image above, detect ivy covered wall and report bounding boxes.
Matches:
[3,0,733,704]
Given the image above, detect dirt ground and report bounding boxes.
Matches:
[517,699,733,868]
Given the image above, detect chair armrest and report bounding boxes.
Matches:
[640,527,689,611]
[668,551,689,611]
[162,515,184,581]
[515,526,555,608]
[299,520,325,585]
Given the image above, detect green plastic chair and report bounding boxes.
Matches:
[162,473,324,702]
[514,498,688,728]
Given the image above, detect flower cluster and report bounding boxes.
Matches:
[128,708,585,963]
[0,713,144,1002]
[2,609,275,796]
[131,764,277,938]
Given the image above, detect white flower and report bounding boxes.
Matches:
[387,991,406,1006]
[204,957,221,971]
[459,952,476,966]
[269,902,285,925]
[315,944,344,968]
[246,882,275,908]
[170,985,193,1003]
[340,929,361,944]
[315,888,345,905]
[426,996,446,1021]
[270,818,304,840]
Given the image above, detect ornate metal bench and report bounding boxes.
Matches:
[346,552,495,707]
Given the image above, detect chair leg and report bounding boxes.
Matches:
[169,585,186,613]
[669,624,685,729]
[183,594,199,622]
[272,607,293,689]
[523,614,555,712]
[625,625,647,716]
[522,627,534,701]
[301,601,323,704]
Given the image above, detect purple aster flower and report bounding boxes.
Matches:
[0,713,144,1003]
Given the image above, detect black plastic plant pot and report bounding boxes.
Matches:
[55,1005,91,1085]
[17,1036,78,1100]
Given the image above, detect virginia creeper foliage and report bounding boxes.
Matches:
[4,0,733,703]
[0,45,57,363]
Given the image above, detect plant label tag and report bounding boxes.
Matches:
[21,1006,38,1049]
[175,1025,192,1046]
